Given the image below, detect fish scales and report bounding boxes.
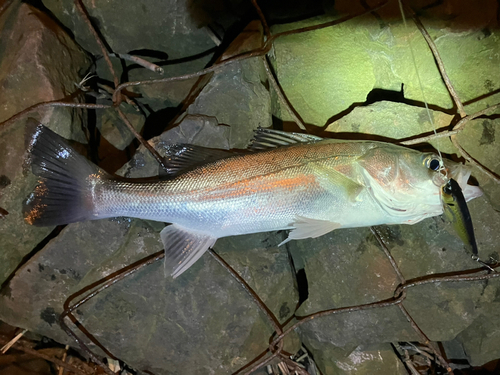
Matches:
[23,122,483,277]
[92,140,374,236]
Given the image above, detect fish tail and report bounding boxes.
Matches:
[23,119,105,226]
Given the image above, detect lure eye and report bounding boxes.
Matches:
[429,158,440,171]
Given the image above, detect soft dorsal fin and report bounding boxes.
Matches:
[249,128,323,150]
[159,144,236,178]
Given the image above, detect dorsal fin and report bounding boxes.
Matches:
[249,128,323,150]
[159,144,236,178]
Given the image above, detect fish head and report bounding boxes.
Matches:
[358,144,482,224]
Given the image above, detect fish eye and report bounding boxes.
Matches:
[429,158,440,171]
[423,155,441,171]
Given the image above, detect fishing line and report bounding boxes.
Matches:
[397,0,447,177]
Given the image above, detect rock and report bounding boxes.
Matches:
[96,102,145,150]
[269,0,500,126]
[42,0,218,64]
[116,113,231,178]
[325,101,456,152]
[0,2,90,285]
[270,16,377,126]
[290,196,500,362]
[0,219,299,375]
[303,342,407,375]
[42,0,218,102]
[185,21,271,148]
[455,286,500,366]
[455,117,500,210]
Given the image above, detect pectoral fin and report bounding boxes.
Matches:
[279,216,341,246]
[160,224,217,278]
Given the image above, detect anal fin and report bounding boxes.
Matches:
[160,224,217,278]
[279,216,341,246]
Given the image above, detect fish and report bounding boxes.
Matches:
[23,120,483,277]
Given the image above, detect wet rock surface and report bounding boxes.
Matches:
[0,2,90,286]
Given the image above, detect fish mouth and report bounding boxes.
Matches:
[447,163,483,202]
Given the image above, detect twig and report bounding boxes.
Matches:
[371,226,452,372]
[1,329,27,354]
[251,0,270,39]
[109,53,164,74]
[115,107,169,172]
[450,135,500,183]
[370,227,406,283]
[452,102,500,132]
[404,2,466,118]
[74,0,119,89]
[397,303,452,373]
[262,56,307,131]
[0,336,92,375]
[0,100,111,129]
[395,266,500,297]
[112,1,389,103]
[57,345,70,375]
[400,129,460,146]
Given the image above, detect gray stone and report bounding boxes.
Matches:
[455,117,500,210]
[116,113,232,178]
[270,0,500,126]
[455,287,500,366]
[0,221,299,374]
[302,343,407,375]
[325,101,456,153]
[290,199,500,360]
[0,2,90,285]
[186,21,271,149]
[96,102,145,150]
[42,0,218,102]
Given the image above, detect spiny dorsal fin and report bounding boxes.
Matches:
[249,128,323,150]
[159,144,237,178]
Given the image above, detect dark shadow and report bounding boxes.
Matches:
[142,104,184,141]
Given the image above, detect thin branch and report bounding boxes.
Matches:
[74,0,119,89]
[0,101,111,129]
[370,227,405,283]
[115,107,169,172]
[451,135,500,183]
[404,3,466,118]
[400,129,460,146]
[397,303,453,373]
[395,266,500,297]
[1,329,27,354]
[452,102,500,132]
[110,53,164,74]
[0,336,93,375]
[112,0,389,103]
[251,0,270,39]
[262,56,307,131]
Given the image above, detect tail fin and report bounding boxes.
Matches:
[23,119,106,226]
